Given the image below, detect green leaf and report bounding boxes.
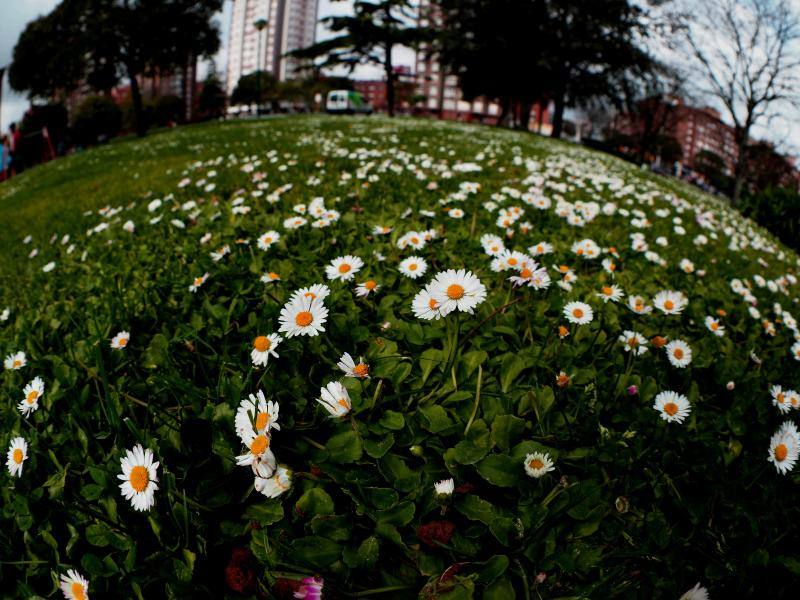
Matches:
[500,354,527,393]
[295,488,335,518]
[379,454,421,492]
[364,433,395,458]
[244,501,284,526]
[141,333,169,369]
[419,405,455,433]
[378,410,405,431]
[452,420,491,464]
[484,578,515,600]
[326,430,363,463]
[476,555,510,584]
[491,415,526,452]
[85,523,110,547]
[376,501,415,526]
[477,455,520,488]
[356,536,380,568]
[292,536,341,567]
[420,348,444,384]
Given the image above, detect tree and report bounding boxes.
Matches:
[231,71,279,107]
[745,141,798,193]
[674,0,800,205]
[291,1,420,117]
[198,74,227,120]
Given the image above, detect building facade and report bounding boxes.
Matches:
[226,0,319,97]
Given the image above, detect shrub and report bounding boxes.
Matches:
[71,95,122,146]
[741,186,800,252]
[152,95,185,127]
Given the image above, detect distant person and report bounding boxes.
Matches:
[0,135,9,181]
[9,123,22,176]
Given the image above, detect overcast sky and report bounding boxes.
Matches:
[0,0,797,154]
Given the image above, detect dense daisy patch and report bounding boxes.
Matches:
[1,116,799,598]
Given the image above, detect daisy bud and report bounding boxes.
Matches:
[726,381,735,391]
[535,572,547,584]
[615,496,630,514]
[651,335,668,349]
[555,371,570,388]
[409,445,424,457]
[627,385,638,396]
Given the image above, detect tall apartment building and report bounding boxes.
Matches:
[226,0,319,97]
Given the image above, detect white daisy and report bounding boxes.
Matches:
[254,464,292,498]
[627,295,652,315]
[278,295,328,338]
[355,280,380,297]
[19,376,45,418]
[428,269,487,316]
[653,390,691,423]
[665,339,692,368]
[260,271,281,284]
[434,478,454,496]
[210,245,230,262]
[399,256,428,279]
[596,284,624,303]
[189,273,209,293]
[257,230,280,251]
[59,569,89,600]
[118,444,159,512]
[251,334,282,367]
[679,583,708,600]
[619,331,648,355]
[325,255,364,282]
[290,283,331,303]
[412,286,443,320]
[771,385,792,414]
[6,437,27,478]
[110,331,130,350]
[524,452,555,478]
[236,430,277,478]
[653,290,688,315]
[235,390,280,443]
[563,301,593,325]
[318,381,352,418]
[704,316,725,336]
[528,241,553,256]
[337,352,370,379]
[768,421,800,474]
[4,351,26,370]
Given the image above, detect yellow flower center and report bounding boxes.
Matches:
[711,322,719,331]
[263,236,272,244]
[520,268,532,279]
[529,458,544,470]
[559,265,569,273]
[558,326,568,337]
[295,311,313,327]
[428,298,439,310]
[253,336,271,352]
[194,277,204,286]
[72,582,86,600]
[365,280,377,290]
[663,402,678,416]
[12,449,23,464]
[508,258,518,266]
[664,300,674,310]
[577,248,584,255]
[269,272,280,279]
[250,434,269,456]
[255,412,270,431]
[409,263,418,271]
[26,391,39,404]
[129,465,149,493]
[337,397,350,410]
[12,360,21,368]
[447,284,465,300]
[572,308,584,319]
[775,443,788,462]
[673,348,684,360]
[627,337,638,348]
[602,286,613,296]
[411,237,419,244]
[118,337,128,346]
[338,263,352,273]
[353,363,369,378]
[609,263,616,271]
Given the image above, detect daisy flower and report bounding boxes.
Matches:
[792,341,800,361]
[189,273,209,293]
[290,283,331,303]
[397,231,426,250]
[235,390,280,443]
[110,331,130,349]
[236,429,277,478]
[596,284,624,303]
[679,583,709,600]
[284,216,308,229]
[278,295,328,337]
[524,452,555,478]
[528,241,553,257]
[372,225,393,236]
[59,569,89,600]
[602,258,617,274]
[118,444,159,512]
[318,381,352,418]
[399,256,428,279]
[254,464,292,498]
[337,352,370,379]
[412,286,443,320]
[434,478,454,496]
[210,245,230,262]
[325,255,364,282]
[619,331,648,355]
[251,334,282,367]
[481,234,506,256]
[4,351,26,370]
[627,295,652,315]
[294,577,324,600]
[428,269,487,316]
[260,271,281,284]
[355,280,380,297]
[257,231,280,250]
[705,316,725,336]
[6,437,27,478]
[490,250,528,272]
[653,290,688,315]
[771,385,794,414]
[653,390,691,423]
[19,376,45,417]
[563,301,593,325]
[665,339,692,368]
[768,421,800,474]
[508,264,550,289]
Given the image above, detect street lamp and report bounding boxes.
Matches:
[254,18,268,116]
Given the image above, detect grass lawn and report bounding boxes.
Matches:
[1,115,798,598]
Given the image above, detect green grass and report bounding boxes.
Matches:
[1,115,799,598]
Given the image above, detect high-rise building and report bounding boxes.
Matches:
[226,0,319,97]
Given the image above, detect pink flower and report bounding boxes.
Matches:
[627,385,638,396]
[294,577,324,599]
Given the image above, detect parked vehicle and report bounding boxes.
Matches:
[326,90,373,115]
